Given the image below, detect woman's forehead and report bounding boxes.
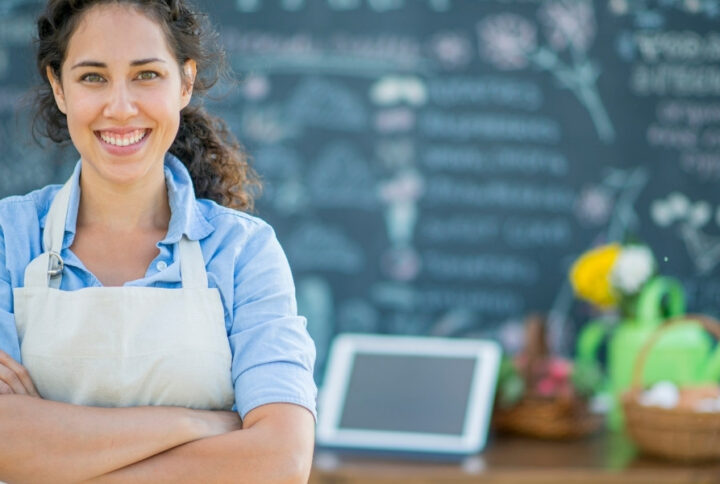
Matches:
[65,3,174,65]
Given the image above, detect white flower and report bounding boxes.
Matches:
[610,245,655,294]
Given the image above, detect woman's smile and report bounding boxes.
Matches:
[94,128,152,156]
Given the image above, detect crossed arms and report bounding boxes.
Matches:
[0,351,315,484]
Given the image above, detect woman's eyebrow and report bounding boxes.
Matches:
[71,58,166,69]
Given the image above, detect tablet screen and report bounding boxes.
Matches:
[339,353,477,435]
[317,334,501,454]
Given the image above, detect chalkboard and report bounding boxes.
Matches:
[2,0,720,382]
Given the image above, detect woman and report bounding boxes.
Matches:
[0,0,317,482]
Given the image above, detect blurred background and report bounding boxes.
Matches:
[2,0,720,388]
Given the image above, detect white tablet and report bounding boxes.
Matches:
[316,333,502,456]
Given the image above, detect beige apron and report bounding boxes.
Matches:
[12,177,235,409]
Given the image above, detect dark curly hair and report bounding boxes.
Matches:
[32,0,260,211]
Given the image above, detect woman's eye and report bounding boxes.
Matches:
[81,73,104,83]
[137,71,159,81]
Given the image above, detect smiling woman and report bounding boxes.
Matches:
[0,1,317,483]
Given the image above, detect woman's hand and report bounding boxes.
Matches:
[0,350,40,397]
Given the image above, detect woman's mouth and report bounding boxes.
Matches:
[95,128,151,155]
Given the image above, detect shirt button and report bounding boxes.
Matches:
[156,260,168,271]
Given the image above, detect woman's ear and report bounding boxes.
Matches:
[46,66,67,114]
[180,59,197,108]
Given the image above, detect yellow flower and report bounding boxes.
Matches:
[569,243,621,309]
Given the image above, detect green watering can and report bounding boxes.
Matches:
[575,276,720,430]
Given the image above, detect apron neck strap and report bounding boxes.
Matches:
[44,179,74,253]
[26,177,210,290]
[178,236,209,289]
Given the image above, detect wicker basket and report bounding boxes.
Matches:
[493,314,603,440]
[494,395,602,439]
[622,314,720,462]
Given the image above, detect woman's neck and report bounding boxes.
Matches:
[76,163,171,234]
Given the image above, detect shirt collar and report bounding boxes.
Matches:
[45,153,214,249]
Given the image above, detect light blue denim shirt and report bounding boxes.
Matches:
[0,154,317,419]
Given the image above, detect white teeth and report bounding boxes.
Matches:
[99,129,147,147]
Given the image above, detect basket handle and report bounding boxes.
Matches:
[629,314,720,391]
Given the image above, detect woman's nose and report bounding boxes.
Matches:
[103,82,139,120]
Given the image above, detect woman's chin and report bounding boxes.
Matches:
[81,156,162,188]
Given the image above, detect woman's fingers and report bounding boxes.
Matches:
[0,379,12,395]
[0,350,39,397]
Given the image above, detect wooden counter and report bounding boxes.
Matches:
[310,432,720,483]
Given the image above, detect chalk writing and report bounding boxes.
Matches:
[286,222,365,273]
[502,217,572,248]
[657,100,720,127]
[419,111,561,142]
[421,145,567,176]
[424,177,575,211]
[631,63,720,96]
[646,124,697,149]
[418,215,500,244]
[422,251,539,284]
[371,282,524,315]
[635,31,720,63]
[415,287,525,314]
[680,152,720,180]
[427,76,542,110]
[223,29,430,75]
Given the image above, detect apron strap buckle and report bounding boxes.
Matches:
[47,251,64,278]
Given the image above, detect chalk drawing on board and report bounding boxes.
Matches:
[240,74,271,101]
[370,76,427,107]
[477,1,616,143]
[235,0,452,12]
[286,77,367,132]
[378,169,424,281]
[610,0,720,20]
[375,138,414,170]
[575,186,614,227]
[374,108,416,133]
[253,145,308,214]
[427,32,474,70]
[286,221,365,273]
[296,276,334,382]
[308,142,378,209]
[651,193,720,274]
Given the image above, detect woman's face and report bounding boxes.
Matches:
[47,3,196,187]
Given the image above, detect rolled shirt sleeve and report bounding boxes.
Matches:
[0,226,21,363]
[228,221,317,420]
